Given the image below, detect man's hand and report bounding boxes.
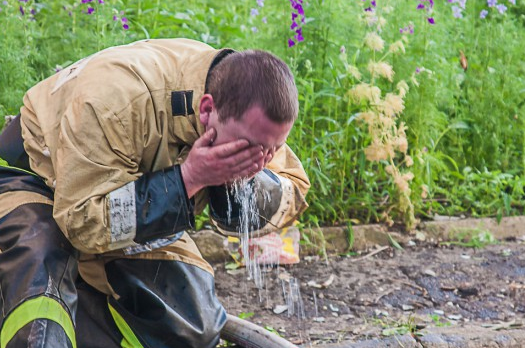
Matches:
[181,128,265,198]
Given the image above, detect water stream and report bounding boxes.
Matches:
[227,179,307,321]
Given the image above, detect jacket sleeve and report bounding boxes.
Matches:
[52,95,193,254]
[208,144,310,236]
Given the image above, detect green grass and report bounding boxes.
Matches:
[2,0,525,232]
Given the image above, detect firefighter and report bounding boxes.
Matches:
[0,38,309,347]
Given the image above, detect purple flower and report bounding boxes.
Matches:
[256,0,264,7]
[121,17,128,23]
[123,24,129,30]
[19,5,24,15]
[480,9,489,18]
[87,6,94,14]
[288,0,306,47]
[113,15,118,21]
[251,26,258,33]
[371,0,376,6]
[416,67,421,73]
[452,6,463,18]
[250,8,259,16]
[487,0,497,7]
[262,16,267,24]
[98,0,104,3]
[428,17,435,24]
[295,27,304,41]
[417,3,425,9]
[509,0,516,4]
[496,4,507,13]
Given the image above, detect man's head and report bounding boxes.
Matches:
[199,50,298,157]
[205,49,299,124]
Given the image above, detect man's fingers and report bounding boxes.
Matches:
[235,162,261,179]
[263,152,273,166]
[194,128,217,148]
[214,140,255,158]
[224,146,264,167]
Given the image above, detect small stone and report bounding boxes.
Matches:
[278,272,292,282]
[331,312,339,317]
[318,293,324,299]
[446,302,454,307]
[374,309,389,317]
[402,304,415,311]
[460,254,471,260]
[313,317,325,323]
[447,314,462,320]
[415,232,426,241]
[322,306,327,310]
[407,240,416,246]
[340,314,355,320]
[434,310,444,315]
[329,304,339,312]
[273,305,288,314]
[424,269,437,277]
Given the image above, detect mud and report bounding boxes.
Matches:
[214,239,525,346]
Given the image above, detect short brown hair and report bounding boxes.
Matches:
[206,50,299,124]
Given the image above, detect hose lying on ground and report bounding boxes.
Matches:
[220,313,298,348]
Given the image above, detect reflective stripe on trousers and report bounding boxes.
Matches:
[0,166,227,348]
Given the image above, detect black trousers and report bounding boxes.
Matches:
[0,166,226,348]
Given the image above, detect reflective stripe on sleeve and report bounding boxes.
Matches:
[108,181,137,244]
[108,301,144,348]
[0,296,76,348]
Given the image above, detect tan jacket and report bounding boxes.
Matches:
[20,39,310,254]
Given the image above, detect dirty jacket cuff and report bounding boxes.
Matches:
[209,169,282,234]
[133,165,195,244]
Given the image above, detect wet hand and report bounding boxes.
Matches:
[181,128,265,197]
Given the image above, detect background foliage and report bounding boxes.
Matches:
[1,0,525,229]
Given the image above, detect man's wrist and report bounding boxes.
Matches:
[180,162,200,198]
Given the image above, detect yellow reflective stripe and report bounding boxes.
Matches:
[0,157,36,177]
[108,302,144,348]
[0,296,76,348]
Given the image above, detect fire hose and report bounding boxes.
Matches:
[220,313,298,348]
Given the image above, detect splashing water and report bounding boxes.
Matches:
[229,178,265,288]
[228,177,307,324]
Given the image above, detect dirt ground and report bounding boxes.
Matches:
[214,237,525,346]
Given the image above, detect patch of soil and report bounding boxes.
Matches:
[214,240,525,346]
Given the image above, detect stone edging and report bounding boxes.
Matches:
[192,216,525,263]
[310,325,525,347]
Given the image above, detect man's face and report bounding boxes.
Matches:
[207,104,293,161]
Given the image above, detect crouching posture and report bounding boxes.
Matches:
[0,38,309,348]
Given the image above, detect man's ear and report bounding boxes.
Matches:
[199,94,214,126]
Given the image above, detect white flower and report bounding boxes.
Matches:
[364,32,385,52]
[368,61,394,82]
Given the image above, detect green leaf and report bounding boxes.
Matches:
[388,233,404,251]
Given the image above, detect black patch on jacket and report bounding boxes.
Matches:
[171,90,194,116]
